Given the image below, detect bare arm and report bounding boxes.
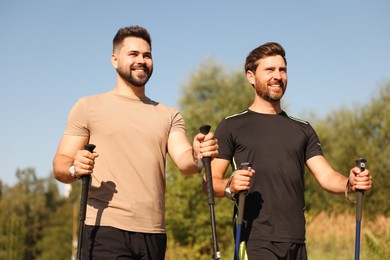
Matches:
[205,158,231,198]
[52,135,98,183]
[204,158,255,198]
[168,131,218,175]
[307,155,372,194]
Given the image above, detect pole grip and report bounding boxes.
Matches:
[355,158,366,222]
[237,163,251,225]
[77,144,96,259]
[79,144,96,221]
[199,125,214,205]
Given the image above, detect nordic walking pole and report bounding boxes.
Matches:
[199,125,221,260]
[354,157,366,260]
[234,162,251,260]
[76,144,96,260]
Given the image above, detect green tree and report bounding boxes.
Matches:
[0,169,70,260]
[0,183,26,259]
[36,196,73,260]
[308,81,390,217]
[179,58,253,133]
[0,168,46,259]
[36,180,82,259]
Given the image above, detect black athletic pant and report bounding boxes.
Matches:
[246,240,307,260]
[82,225,167,260]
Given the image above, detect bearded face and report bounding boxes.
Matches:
[113,37,154,88]
[116,63,153,87]
[248,55,288,103]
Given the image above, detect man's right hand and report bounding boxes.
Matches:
[229,168,255,194]
[72,148,99,178]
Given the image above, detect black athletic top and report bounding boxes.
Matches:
[215,110,323,243]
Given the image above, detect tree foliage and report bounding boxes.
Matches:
[308,80,390,217]
[179,57,254,134]
[0,169,80,260]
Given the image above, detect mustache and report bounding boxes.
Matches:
[131,64,150,73]
[271,80,286,88]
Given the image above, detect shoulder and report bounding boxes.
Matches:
[279,111,312,126]
[154,101,178,111]
[281,112,318,136]
[224,110,250,120]
[153,100,181,116]
[77,92,111,104]
[220,110,251,126]
[283,112,310,125]
[216,110,250,134]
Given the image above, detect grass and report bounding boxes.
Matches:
[306,212,390,259]
[165,212,390,259]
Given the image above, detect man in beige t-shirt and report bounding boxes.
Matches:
[53,26,218,260]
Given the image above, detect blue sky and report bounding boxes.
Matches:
[1,1,389,188]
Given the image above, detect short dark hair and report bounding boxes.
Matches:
[113,26,152,53]
[244,42,287,73]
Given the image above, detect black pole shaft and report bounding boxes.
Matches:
[199,125,220,260]
[76,144,96,260]
[354,158,366,260]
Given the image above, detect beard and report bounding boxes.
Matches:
[256,81,286,102]
[258,89,284,102]
[116,64,153,87]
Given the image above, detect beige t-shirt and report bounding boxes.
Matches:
[65,91,186,233]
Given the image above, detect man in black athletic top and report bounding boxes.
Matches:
[207,42,373,259]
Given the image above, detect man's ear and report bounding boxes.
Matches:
[111,53,118,69]
[246,70,255,85]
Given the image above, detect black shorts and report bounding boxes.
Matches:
[246,240,307,260]
[82,225,167,260]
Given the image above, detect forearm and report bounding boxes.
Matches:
[202,158,232,198]
[168,130,218,175]
[53,154,77,184]
[203,176,228,198]
[308,155,350,195]
[175,148,199,175]
[320,171,349,195]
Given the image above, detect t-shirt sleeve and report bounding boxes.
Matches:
[64,98,90,137]
[170,109,186,135]
[305,124,323,161]
[215,118,234,161]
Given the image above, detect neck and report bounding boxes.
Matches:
[112,76,146,100]
[249,96,282,114]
